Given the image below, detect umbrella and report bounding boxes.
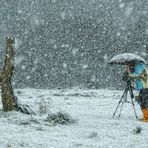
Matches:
[108,53,147,65]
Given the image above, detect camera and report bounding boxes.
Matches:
[122,71,130,82]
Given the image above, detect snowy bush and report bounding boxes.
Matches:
[45,111,75,125]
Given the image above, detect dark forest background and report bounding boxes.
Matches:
[0,0,148,89]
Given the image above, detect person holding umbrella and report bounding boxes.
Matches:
[127,61,148,121]
[108,53,148,121]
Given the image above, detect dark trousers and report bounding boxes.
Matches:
[138,88,148,109]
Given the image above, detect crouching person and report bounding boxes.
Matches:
[128,62,148,121]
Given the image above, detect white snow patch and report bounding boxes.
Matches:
[125,3,133,17]
[14,38,21,49]
[83,64,88,69]
[18,9,23,14]
[103,54,108,62]
[26,76,30,80]
[116,32,121,36]
[72,48,79,56]
[61,11,66,19]
[53,44,57,49]
[31,15,40,27]
[119,3,125,9]
[0,88,147,148]
[61,44,69,48]
[15,56,24,66]
[21,65,26,70]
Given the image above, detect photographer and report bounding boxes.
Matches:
[126,61,148,121]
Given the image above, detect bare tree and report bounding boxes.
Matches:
[0,37,34,114]
[0,37,16,111]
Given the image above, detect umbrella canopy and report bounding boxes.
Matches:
[108,53,147,65]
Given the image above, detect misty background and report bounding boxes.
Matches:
[0,0,148,89]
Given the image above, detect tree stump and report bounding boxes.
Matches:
[0,37,35,114]
[0,37,15,111]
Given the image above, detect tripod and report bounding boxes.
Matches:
[113,79,138,119]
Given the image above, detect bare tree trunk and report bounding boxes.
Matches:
[0,37,15,111]
[0,37,34,114]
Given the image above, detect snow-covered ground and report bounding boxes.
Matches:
[0,88,148,148]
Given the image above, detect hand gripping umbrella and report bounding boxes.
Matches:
[108,53,147,119]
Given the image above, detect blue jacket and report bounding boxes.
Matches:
[130,62,145,90]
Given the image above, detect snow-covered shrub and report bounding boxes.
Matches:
[45,111,75,125]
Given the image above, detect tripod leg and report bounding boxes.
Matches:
[118,100,124,118]
[113,101,121,118]
[130,96,138,119]
[129,87,138,119]
[131,102,138,119]
[113,89,127,118]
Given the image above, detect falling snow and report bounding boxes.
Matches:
[0,0,147,89]
[0,1,148,147]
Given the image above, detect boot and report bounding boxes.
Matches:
[140,108,148,122]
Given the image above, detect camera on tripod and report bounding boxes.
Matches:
[122,71,131,83]
[112,70,138,119]
[108,53,147,119]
